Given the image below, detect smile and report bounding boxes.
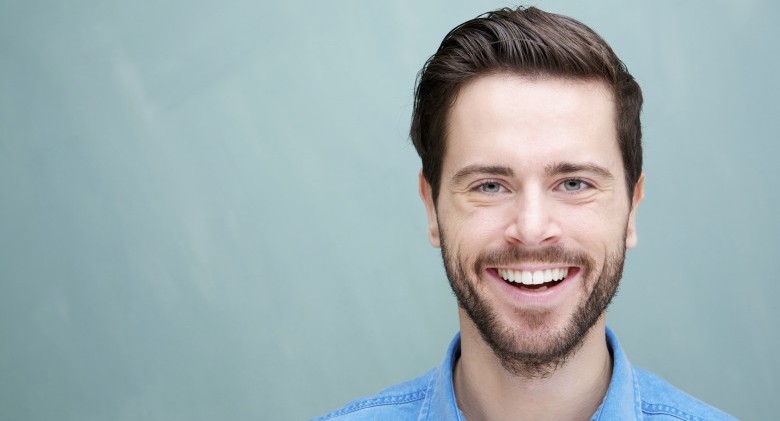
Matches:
[496,267,571,290]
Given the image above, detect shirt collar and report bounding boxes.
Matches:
[422,327,641,421]
[418,332,464,421]
[592,326,642,420]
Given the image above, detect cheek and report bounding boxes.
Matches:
[463,205,512,235]
[560,206,626,247]
[440,207,509,251]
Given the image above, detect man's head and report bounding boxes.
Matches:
[412,7,645,377]
[411,6,643,203]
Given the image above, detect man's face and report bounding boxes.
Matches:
[420,74,643,374]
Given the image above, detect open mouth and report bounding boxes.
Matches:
[492,267,577,291]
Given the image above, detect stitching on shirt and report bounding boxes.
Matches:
[416,368,437,421]
[641,401,713,421]
[632,367,643,420]
[317,391,427,419]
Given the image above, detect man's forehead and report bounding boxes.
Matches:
[442,74,620,172]
[452,73,616,108]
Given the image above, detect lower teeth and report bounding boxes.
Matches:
[515,279,562,290]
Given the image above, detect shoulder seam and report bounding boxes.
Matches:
[641,401,713,421]
[317,391,427,419]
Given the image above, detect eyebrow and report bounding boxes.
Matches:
[545,162,614,180]
[450,165,514,186]
[449,162,615,186]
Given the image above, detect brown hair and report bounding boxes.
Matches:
[410,6,643,202]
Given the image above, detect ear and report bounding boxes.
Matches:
[625,173,645,249]
[418,171,441,248]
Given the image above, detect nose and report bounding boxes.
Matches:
[504,190,562,247]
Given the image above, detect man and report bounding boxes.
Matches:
[315,6,735,421]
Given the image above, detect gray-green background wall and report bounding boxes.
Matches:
[1,0,776,419]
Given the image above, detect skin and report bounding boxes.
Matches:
[419,74,645,421]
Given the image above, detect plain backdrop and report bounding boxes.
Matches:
[1,1,777,420]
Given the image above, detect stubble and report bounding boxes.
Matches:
[440,233,626,378]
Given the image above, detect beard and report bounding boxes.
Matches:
[441,232,626,378]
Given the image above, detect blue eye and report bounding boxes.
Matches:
[479,181,503,193]
[561,179,587,191]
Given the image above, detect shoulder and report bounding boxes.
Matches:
[634,367,738,421]
[311,369,435,421]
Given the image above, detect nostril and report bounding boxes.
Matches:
[504,220,562,247]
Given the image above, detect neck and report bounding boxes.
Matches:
[454,311,612,421]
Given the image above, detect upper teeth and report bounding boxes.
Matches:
[497,268,569,285]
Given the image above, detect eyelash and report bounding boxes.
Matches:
[558,178,591,192]
[473,179,506,193]
[471,178,592,194]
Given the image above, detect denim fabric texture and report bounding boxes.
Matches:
[314,327,737,421]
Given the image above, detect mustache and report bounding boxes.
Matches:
[472,245,593,273]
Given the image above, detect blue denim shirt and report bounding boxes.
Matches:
[314,327,737,420]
